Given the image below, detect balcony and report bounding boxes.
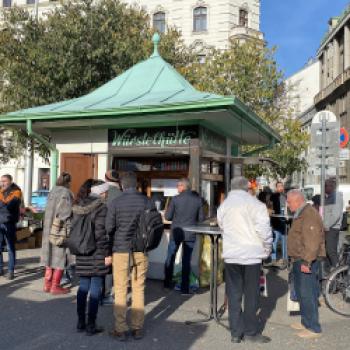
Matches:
[315,66,350,106]
[230,26,264,41]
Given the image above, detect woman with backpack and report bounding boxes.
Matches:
[70,179,111,336]
[41,172,73,294]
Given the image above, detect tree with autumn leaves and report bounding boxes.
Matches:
[182,39,309,180]
[0,0,308,180]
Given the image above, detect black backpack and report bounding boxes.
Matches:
[66,211,96,256]
[135,205,164,253]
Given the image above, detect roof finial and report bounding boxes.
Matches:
[152,32,160,57]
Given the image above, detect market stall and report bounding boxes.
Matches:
[0,34,280,282]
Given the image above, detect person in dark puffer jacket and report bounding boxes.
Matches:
[73,179,111,336]
[106,171,154,341]
[0,174,22,280]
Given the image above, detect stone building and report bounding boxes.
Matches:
[123,0,263,51]
[1,0,263,50]
[286,59,320,187]
[315,5,350,184]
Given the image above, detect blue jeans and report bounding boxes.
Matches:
[164,237,195,293]
[0,223,16,272]
[271,230,287,260]
[77,276,103,323]
[293,260,321,333]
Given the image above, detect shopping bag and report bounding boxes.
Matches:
[260,269,268,297]
[287,271,300,312]
[287,289,300,312]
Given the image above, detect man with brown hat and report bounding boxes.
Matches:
[105,170,122,204]
[287,189,325,339]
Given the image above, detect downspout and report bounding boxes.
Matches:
[26,119,58,189]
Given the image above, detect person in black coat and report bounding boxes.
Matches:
[164,178,204,294]
[270,181,287,263]
[73,180,111,336]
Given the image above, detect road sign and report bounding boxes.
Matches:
[310,111,340,216]
[340,127,349,148]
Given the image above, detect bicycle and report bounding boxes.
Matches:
[324,235,350,317]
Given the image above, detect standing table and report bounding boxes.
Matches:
[183,225,223,325]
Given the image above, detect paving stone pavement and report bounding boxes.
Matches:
[0,249,349,350]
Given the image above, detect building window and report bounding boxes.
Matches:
[239,8,248,27]
[193,7,207,32]
[153,12,166,33]
[3,0,12,7]
[198,54,206,64]
[26,0,35,4]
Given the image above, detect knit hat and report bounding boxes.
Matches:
[105,170,119,183]
[91,182,109,196]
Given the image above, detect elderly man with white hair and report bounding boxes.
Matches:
[217,176,272,344]
[287,189,325,339]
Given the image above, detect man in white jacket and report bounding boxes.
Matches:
[217,177,272,344]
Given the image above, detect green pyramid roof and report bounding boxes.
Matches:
[9,34,221,116]
[0,33,280,145]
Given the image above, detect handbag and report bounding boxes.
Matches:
[340,211,348,231]
[49,217,70,247]
[287,270,300,312]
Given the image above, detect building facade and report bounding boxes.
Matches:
[1,0,263,49]
[285,60,320,187]
[315,5,350,184]
[123,0,263,50]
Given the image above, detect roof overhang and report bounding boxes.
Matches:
[0,97,280,146]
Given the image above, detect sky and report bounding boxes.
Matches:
[261,0,350,78]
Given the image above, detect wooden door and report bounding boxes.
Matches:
[60,153,98,196]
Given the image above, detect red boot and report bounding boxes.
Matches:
[50,269,70,295]
[43,267,53,293]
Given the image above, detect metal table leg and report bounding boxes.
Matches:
[185,234,228,328]
[185,235,215,325]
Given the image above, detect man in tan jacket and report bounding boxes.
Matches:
[287,190,325,339]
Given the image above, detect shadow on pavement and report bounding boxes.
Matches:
[0,253,207,350]
[259,269,288,331]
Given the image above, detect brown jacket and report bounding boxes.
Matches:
[287,204,326,264]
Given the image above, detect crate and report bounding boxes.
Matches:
[16,228,32,242]
[34,230,43,248]
[15,240,29,250]
[27,236,36,249]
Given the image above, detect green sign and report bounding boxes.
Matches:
[108,126,198,149]
[200,127,226,155]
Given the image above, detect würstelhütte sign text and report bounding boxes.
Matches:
[108,127,198,148]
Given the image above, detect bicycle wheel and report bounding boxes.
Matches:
[325,265,350,317]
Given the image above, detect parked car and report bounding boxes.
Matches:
[31,190,50,212]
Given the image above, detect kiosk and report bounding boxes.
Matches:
[0,34,280,281]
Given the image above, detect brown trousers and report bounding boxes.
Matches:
[112,252,148,332]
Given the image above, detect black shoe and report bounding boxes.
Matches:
[131,329,144,340]
[109,330,128,341]
[0,269,3,276]
[7,272,14,280]
[76,319,86,333]
[231,336,243,343]
[86,323,103,336]
[244,334,271,343]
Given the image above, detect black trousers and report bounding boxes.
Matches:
[325,228,340,267]
[225,263,261,337]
